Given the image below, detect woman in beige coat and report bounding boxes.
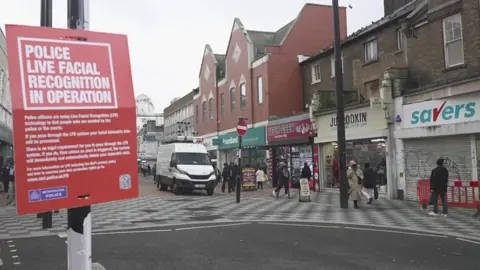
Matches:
[347,160,363,209]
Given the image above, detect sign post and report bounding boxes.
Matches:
[332,0,349,209]
[236,118,248,203]
[6,1,138,269]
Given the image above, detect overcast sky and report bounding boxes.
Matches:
[0,0,384,114]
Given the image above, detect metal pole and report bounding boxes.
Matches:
[236,135,242,203]
[332,0,349,209]
[38,0,54,228]
[66,1,92,270]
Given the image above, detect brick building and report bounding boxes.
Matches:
[194,3,347,168]
[300,0,480,201]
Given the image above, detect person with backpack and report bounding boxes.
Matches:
[274,161,290,199]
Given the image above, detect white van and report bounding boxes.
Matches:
[155,138,216,195]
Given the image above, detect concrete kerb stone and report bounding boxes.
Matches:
[86,219,480,243]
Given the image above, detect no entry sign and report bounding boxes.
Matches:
[6,25,139,215]
[237,119,248,136]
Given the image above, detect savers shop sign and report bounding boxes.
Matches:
[403,97,478,128]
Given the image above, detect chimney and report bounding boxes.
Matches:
[384,0,415,16]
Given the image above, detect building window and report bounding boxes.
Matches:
[257,76,263,104]
[208,98,213,120]
[240,83,246,110]
[330,55,344,77]
[202,101,206,122]
[364,39,378,62]
[396,28,403,51]
[443,13,464,68]
[220,93,225,117]
[230,87,236,111]
[311,64,321,83]
[195,104,199,123]
[363,79,380,101]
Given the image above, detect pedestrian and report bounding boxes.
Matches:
[2,164,9,195]
[147,164,151,176]
[362,163,376,204]
[256,166,265,190]
[230,161,239,191]
[221,163,232,193]
[347,160,362,209]
[301,162,312,188]
[274,161,290,199]
[152,164,157,184]
[428,158,449,217]
[8,164,15,206]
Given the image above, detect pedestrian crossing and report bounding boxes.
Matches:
[0,190,478,240]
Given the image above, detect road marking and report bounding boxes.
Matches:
[92,229,172,236]
[57,232,68,238]
[456,238,480,245]
[12,255,18,259]
[343,227,448,238]
[13,262,20,265]
[174,223,251,231]
[10,249,17,253]
[259,222,341,229]
[0,258,3,266]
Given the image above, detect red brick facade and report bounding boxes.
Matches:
[194,4,347,136]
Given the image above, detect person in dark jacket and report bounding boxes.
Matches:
[221,163,231,193]
[274,161,290,199]
[361,163,377,204]
[301,162,312,180]
[230,162,239,192]
[428,158,449,217]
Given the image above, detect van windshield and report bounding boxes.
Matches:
[175,153,211,165]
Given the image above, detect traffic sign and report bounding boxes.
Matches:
[237,119,248,136]
[6,25,139,215]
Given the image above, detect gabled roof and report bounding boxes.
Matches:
[300,0,422,65]
[198,44,223,78]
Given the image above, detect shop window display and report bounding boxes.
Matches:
[274,145,313,188]
[322,138,386,190]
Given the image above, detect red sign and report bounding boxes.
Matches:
[237,119,248,136]
[6,25,138,215]
[267,119,315,141]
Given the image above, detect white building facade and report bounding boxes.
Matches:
[163,91,196,141]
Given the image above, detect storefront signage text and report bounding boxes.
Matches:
[403,96,480,128]
[222,137,238,145]
[411,102,475,124]
[267,119,314,141]
[330,112,367,129]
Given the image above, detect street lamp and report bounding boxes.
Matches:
[332,0,349,209]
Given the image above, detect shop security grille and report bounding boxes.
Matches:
[403,135,472,201]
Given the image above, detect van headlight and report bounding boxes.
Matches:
[176,168,188,175]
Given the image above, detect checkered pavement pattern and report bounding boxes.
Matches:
[0,190,478,240]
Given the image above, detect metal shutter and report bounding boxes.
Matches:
[404,135,472,201]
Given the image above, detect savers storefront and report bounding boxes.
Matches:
[396,92,480,201]
[214,126,267,169]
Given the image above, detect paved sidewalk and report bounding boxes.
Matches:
[0,189,478,240]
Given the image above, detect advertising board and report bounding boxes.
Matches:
[6,25,138,214]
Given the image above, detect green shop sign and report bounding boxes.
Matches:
[214,126,266,149]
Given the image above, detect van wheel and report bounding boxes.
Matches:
[206,189,214,196]
[159,184,168,191]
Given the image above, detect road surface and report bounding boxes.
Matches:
[1,222,478,270]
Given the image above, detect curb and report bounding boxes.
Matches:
[88,218,480,242]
